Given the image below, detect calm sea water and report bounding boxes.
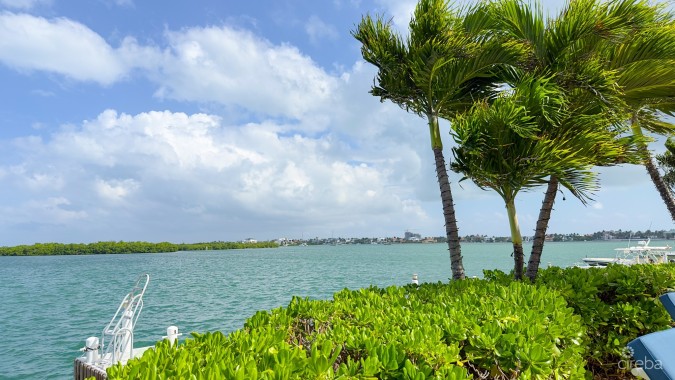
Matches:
[0,240,664,379]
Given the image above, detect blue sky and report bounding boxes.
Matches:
[0,0,673,246]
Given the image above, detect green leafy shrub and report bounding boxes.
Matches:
[485,264,675,377]
[107,280,585,379]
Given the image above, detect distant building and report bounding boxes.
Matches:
[242,238,257,244]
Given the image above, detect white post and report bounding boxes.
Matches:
[412,274,419,285]
[165,326,181,346]
[84,337,99,364]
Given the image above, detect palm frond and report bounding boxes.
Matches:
[634,111,675,135]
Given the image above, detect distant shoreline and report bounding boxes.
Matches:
[0,240,278,257]
[2,236,672,256]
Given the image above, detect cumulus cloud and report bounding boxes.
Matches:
[154,25,337,119]
[17,169,64,191]
[0,12,158,84]
[0,105,434,242]
[95,178,140,202]
[0,13,339,119]
[11,197,87,224]
[0,14,455,242]
[1,7,665,244]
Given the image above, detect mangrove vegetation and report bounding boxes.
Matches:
[0,240,278,256]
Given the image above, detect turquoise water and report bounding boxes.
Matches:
[0,241,660,379]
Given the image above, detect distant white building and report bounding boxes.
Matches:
[242,238,257,243]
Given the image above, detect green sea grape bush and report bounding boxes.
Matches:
[107,280,586,379]
[485,264,675,377]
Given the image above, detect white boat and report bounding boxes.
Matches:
[74,274,180,380]
[580,239,673,267]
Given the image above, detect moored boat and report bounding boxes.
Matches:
[580,239,673,267]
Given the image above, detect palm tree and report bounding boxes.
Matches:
[484,0,648,281]
[450,77,628,279]
[600,1,675,221]
[656,137,675,191]
[528,0,675,280]
[352,0,519,279]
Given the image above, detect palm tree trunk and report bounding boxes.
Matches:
[506,199,524,280]
[526,177,558,282]
[632,121,675,222]
[645,153,675,222]
[433,147,465,280]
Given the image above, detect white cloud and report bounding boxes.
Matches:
[95,178,139,202]
[154,25,337,119]
[0,105,433,242]
[305,15,339,45]
[401,199,427,219]
[24,171,64,191]
[46,109,266,171]
[5,163,63,191]
[0,13,338,119]
[0,13,129,84]
[16,197,88,224]
[1,10,668,244]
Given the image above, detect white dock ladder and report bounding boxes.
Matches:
[99,273,150,366]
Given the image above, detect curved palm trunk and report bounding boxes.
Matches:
[433,147,465,280]
[632,122,675,222]
[645,156,675,221]
[526,177,558,282]
[506,199,524,280]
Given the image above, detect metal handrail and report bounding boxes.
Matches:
[110,327,134,364]
[100,274,149,365]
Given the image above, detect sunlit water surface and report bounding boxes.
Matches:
[0,241,658,379]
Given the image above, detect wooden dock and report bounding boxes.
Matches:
[74,358,107,380]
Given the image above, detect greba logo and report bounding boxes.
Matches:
[618,346,663,370]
